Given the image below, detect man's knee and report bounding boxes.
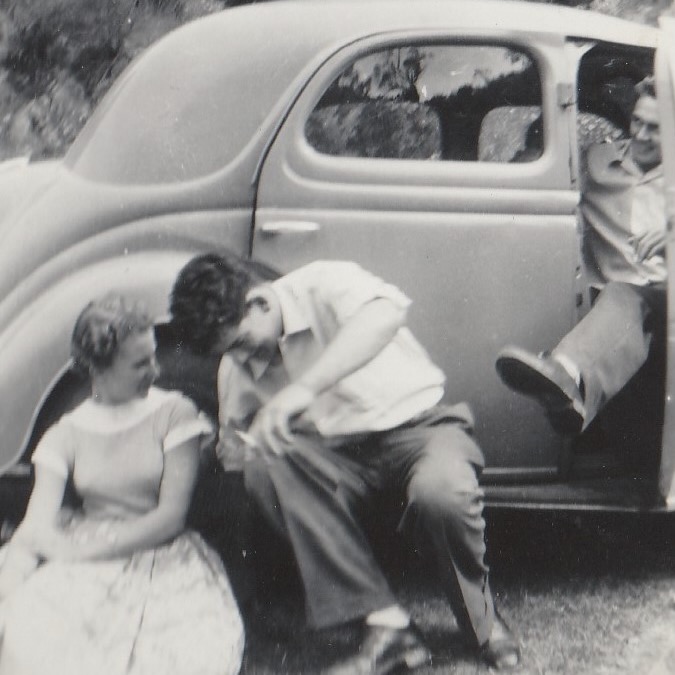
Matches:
[408,458,484,522]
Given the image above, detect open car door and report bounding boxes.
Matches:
[656,13,675,506]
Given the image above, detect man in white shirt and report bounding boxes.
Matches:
[170,255,520,673]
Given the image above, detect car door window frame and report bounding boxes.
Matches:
[278,30,574,192]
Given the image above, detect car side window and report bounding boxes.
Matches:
[305,43,543,163]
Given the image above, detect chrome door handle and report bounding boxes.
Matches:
[260,220,321,234]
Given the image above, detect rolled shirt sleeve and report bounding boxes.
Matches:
[305,261,412,323]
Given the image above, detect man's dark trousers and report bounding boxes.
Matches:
[244,404,495,646]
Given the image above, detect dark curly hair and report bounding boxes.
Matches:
[71,294,154,376]
[169,252,279,354]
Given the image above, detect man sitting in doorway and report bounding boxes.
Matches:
[496,76,665,436]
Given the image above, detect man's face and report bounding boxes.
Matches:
[629,95,661,171]
[212,286,283,365]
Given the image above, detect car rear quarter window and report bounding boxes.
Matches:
[305,43,543,163]
[63,10,331,184]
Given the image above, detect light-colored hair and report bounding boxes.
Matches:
[71,294,153,375]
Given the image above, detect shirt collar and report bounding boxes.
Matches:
[247,354,273,381]
[243,282,311,381]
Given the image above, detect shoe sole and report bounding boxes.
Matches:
[496,350,584,434]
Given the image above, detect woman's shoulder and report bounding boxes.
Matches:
[65,388,192,433]
[150,387,199,415]
[156,389,214,450]
[150,388,211,436]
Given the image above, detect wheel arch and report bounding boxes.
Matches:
[0,250,211,474]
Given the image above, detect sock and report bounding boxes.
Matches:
[366,605,411,629]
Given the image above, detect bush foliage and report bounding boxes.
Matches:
[0,0,231,160]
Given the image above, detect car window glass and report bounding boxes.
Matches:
[305,43,542,162]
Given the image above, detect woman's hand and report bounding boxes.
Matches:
[0,540,40,600]
[32,521,124,563]
[28,526,78,562]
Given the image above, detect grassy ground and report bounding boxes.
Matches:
[237,510,675,674]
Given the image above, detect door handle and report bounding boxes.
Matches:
[260,220,321,234]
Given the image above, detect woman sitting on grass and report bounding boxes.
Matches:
[0,294,244,675]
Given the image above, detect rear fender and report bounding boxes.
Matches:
[0,251,203,474]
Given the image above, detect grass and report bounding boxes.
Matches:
[236,510,675,674]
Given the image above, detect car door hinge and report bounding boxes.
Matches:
[557,82,576,109]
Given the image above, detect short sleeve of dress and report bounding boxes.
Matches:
[31,421,73,478]
[161,392,215,453]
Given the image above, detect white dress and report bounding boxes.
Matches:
[0,388,244,675]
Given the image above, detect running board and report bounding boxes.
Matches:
[485,476,663,512]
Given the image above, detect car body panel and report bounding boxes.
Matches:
[0,203,253,473]
[0,0,669,513]
[253,26,581,475]
[0,252,192,472]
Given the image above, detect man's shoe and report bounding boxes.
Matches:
[323,624,432,675]
[495,346,585,435]
[481,611,521,670]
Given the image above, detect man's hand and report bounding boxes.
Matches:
[249,382,314,456]
[630,230,666,262]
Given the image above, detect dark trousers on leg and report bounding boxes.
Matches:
[243,403,495,646]
[556,281,666,430]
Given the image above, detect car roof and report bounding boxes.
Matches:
[167,0,658,53]
[66,0,657,184]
